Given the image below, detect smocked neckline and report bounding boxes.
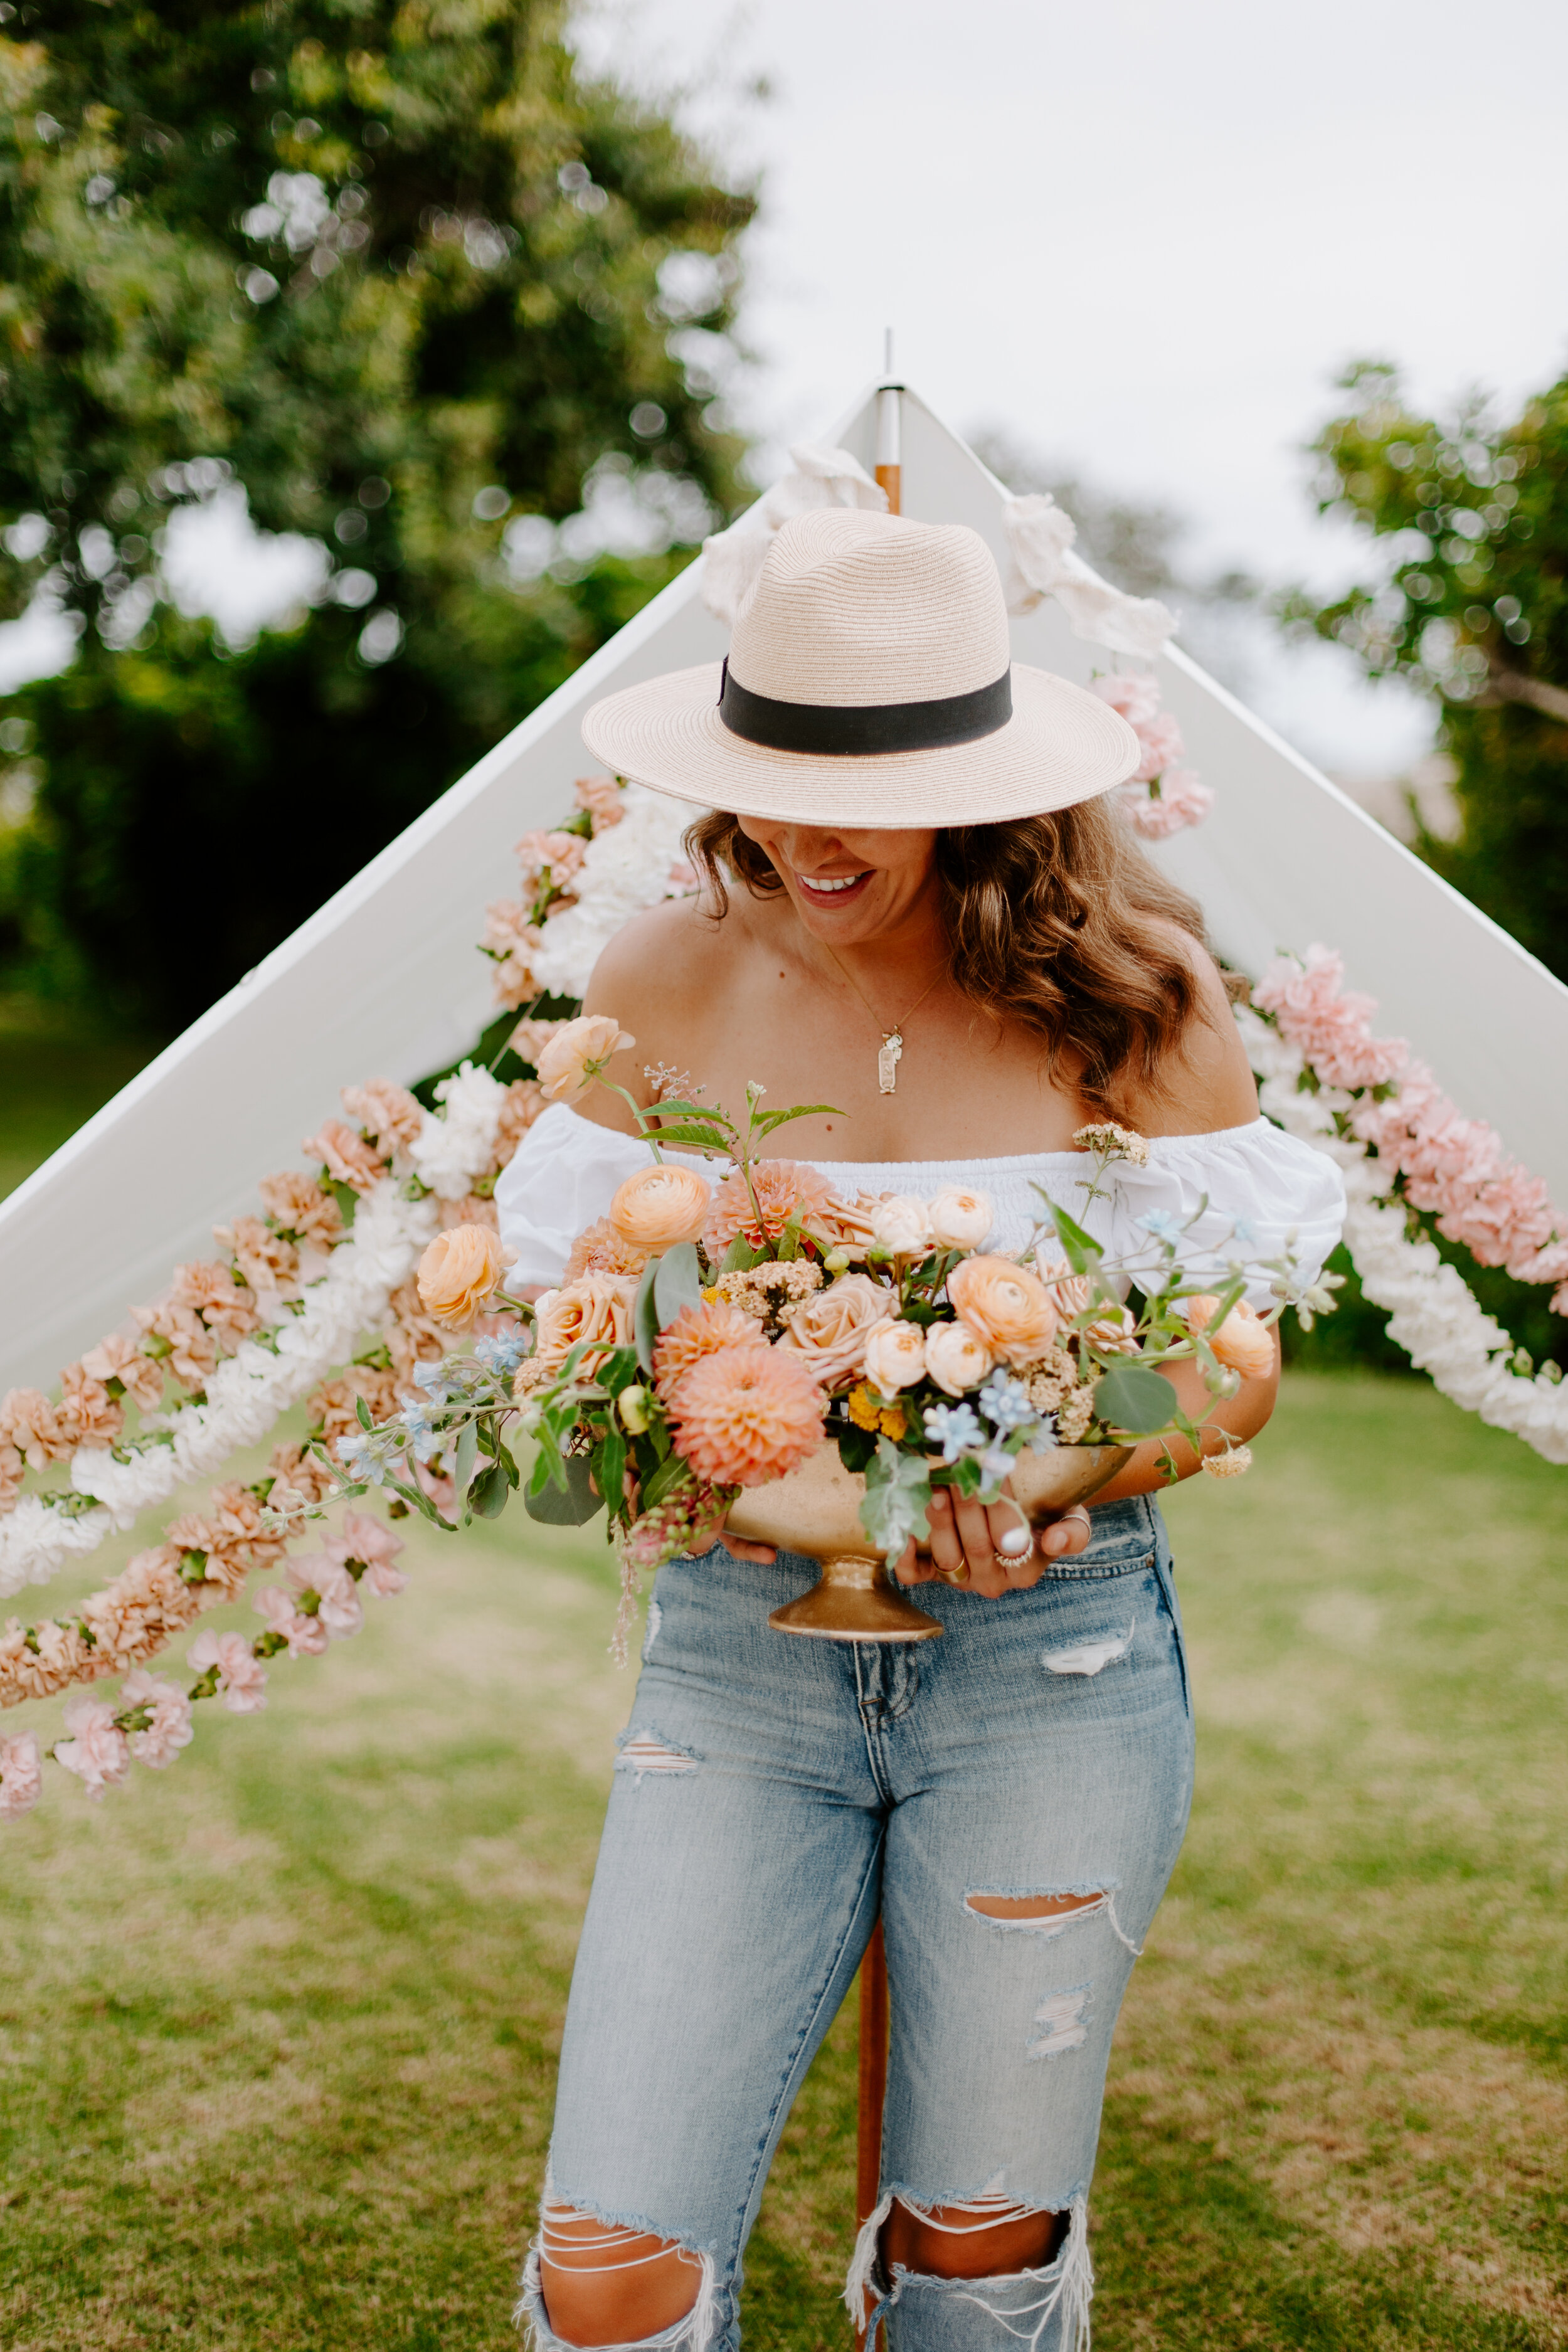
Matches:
[550,1102,1269,1173]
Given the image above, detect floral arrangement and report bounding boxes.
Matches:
[1242,946,1568,1462]
[268,1020,1326,1665]
[4,729,1563,1824]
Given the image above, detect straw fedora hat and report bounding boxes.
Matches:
[580,507,1140,828]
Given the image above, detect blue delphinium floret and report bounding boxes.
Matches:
[1140,1209,1187,1246]
[922,1401,984,1463]
[977,1372,1037,1433]
[474,1332,529,1375]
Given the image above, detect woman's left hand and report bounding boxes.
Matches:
[891,1478,1093,1596]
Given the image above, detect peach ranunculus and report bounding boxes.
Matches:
[703,1160,837,1258]
[923,1318,995,1397]
[945,1254,1059,1365]
[563,1217,648,1284]
[668,1342,825,1488]
[531,1273,639,1377]
[611,1163,712,1253]
[862,1320,928,1395]
[927,1186,994,1251]
[1185,1294,1276,1380]
[341,1078,425,1155]
[779,1274,894,1391]
[416,1224,517,1329]
[652,1300,758,1398]
[301,1118,387,1193]
[536,1014,637,1104]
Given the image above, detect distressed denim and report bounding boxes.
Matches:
[521,1494,1194,2352]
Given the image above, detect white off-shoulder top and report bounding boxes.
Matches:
[494,1103,1346,1311]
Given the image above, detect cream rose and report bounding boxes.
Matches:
[532,1273,640,1375]
[1185,1294,1276,1380]
[610,1162,712,1252]
[945,1254,1058,1364]
[871,1194,932,1258]
[862,1320,928,1394]
[928,1185,993,1251]
[780,1273,895,1389]
[923,1318,995,1396]
[1034,1253,1093,1318]
[415,1224,516,1328]
[535,1014,636,1103]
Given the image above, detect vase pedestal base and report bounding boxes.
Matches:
[768,1553,943,1643]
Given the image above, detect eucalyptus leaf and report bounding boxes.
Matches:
[524,1451,604,1526]
[1092,1363,1180,1438]
[468,1462,511,1519]
[653,1242,704,1328]
[453,1420,479,1496]
[633,1256,662,1374]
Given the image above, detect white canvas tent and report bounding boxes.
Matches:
[4,382,1567,1394]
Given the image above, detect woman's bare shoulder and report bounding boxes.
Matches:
[580,891,746,1020]
[1125,922,1258,1136]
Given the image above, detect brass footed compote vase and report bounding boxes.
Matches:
[724,1439,1131,1643]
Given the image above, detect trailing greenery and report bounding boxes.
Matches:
[1284,358,1568,983]
[0,0,753,1027]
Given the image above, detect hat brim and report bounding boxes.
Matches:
[580,662,1141,829]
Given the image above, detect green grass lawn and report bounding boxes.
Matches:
[1,1374,1563,2349]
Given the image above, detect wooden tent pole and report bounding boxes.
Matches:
[856,348,899,2336]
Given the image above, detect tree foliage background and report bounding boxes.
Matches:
[0,0,753,1029]
[1288,358,1567,984]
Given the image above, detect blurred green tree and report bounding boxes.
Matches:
[0,0,753,1027]
[1285,359,1567,982]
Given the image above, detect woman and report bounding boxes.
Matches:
[496,508,1344,2350]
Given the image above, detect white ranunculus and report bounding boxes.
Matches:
[923,1319,995,1397]
[871,1195,931,1258]
[927,1185,993,1251]
[861,1320,928,1395]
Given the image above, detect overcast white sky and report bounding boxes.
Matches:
[579,0,1568,772]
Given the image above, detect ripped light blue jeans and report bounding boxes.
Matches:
[521,1495,1194,2351]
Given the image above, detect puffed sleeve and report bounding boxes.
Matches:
[1106,1118,1346,1308]
[493,1102,652,1288]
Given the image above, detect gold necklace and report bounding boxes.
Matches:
[818,945,943,1094]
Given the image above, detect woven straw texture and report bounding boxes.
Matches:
[582,509,1140,827]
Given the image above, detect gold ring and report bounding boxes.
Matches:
[942,1564,971,1585]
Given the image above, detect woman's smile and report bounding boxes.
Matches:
[793,869,873,906]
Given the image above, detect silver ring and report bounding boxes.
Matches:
[1061,1508,1091,1532]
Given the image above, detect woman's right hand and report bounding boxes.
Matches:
[692,1527,777,1565]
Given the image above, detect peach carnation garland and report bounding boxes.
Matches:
[667,1343,826,1488]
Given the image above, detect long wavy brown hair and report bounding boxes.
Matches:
[686,800,1228,1118]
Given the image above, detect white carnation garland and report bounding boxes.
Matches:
[1237,1006,1568,1464]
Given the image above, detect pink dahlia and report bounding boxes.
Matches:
[668,1342,825,1488]
[702,1160,836,1257]
[652,1300,758,1399]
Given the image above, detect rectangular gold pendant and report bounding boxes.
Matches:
[878,1032,903,1094]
